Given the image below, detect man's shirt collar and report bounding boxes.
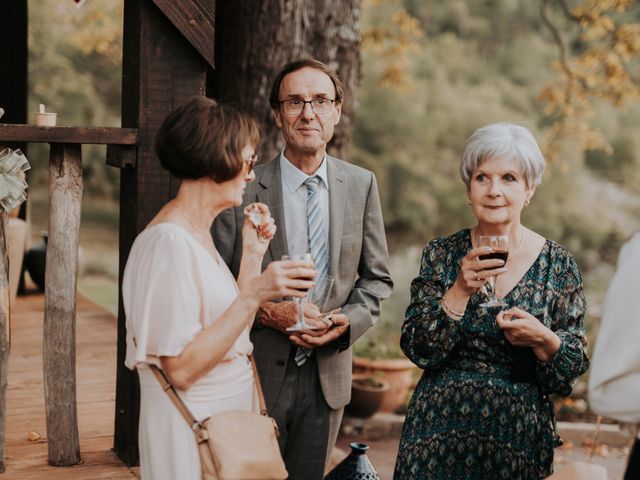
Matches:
[279,150,329,194]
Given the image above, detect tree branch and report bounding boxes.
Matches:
[556,0,579,22]
[541,0,575,101]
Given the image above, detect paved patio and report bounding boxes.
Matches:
[334,415,632,480]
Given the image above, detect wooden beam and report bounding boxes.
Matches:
[0,125,138,145]
[44,144,82,466]
[0,213,9,473]
[151,0,215,68]
[114,0,207,465]
[106,145,137,169]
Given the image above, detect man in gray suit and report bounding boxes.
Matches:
[212,59,392,479]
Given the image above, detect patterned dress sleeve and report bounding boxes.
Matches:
[400,238,466,370]
[535,250,590,396]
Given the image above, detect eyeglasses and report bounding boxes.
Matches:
[279,98,336,115]
[244,153,258,174]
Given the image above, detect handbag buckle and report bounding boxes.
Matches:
[193,422,210,443]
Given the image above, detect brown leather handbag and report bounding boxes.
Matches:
[150,355,288,480]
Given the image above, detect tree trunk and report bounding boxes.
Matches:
[209,0,362,162]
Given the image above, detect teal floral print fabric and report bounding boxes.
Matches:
[393,229,589,480]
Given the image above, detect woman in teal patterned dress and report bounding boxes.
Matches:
[394,123,589,480]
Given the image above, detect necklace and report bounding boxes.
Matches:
[171,199,210,232]
[509,229,527,262]
[170,199,220,265]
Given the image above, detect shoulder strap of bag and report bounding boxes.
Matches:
[149,364,200,429]
[248,354,269,415]
[149,354,269,423]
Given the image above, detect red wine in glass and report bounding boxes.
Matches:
[479,250,509,265]
[478,235,509,307]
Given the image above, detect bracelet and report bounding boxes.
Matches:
[441,296,465,319]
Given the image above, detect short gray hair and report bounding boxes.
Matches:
[459,123,546,189]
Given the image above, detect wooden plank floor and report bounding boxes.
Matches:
[3,293,139,479]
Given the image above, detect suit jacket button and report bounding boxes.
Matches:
[276,360,285,367]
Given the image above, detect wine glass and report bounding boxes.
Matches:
[308,273,335,322]
[478,235,509,308]
[281,253,319,331]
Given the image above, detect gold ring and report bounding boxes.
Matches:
[474,272,479,281]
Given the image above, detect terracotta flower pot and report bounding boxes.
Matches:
[346,374,390,419]
[352,356,417,413]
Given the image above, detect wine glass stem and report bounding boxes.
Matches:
[487,276,497,301]
[296,298,305,325]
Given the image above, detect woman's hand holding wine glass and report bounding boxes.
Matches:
[245,257,315,307]
[455,245,508,297]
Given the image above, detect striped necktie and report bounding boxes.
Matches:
[294,175,329,366]
[304,175,329,280]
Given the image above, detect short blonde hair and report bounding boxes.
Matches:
[460,123,545,189]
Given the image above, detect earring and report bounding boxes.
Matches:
[467,200,471,206]
[525,199,530,206]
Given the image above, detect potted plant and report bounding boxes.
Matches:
[346,374,390,419]
[352,338,417,414]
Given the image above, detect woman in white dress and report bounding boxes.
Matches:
[122,96,315,480]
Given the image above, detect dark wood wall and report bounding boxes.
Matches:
[0,0,28,130]
[1,0,216,467]
[114,0,212,465]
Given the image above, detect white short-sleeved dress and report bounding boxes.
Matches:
[123,223,255,480]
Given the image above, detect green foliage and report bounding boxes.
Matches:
[585,134,640,190]
[23,0,640,364]
[358,0,640,360]
[28,0,123,199]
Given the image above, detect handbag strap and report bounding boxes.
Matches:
[588,415,602,461]
[248,354,269,415]
[149,363,200,429]
[149,354,270,427]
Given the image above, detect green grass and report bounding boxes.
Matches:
[78,274,118,315]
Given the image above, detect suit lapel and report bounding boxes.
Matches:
[256,158,288,261]
[327,156,345,277]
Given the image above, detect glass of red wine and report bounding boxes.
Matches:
[478,235,509,308]
[282,253,321,331]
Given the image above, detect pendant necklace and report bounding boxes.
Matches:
[171,199,220,264]
[172,199,208,232]
[508,229,527,264]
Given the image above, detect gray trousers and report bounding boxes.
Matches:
[269,348,344,480]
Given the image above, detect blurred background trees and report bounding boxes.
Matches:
[23,0,640,365]
[209,0,362,161]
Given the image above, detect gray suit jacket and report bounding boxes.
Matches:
[212,155,393,409]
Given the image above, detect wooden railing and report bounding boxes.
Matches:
[0,124,137,467]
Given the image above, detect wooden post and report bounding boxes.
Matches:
[0,212,9,473]
[43,144,82,466]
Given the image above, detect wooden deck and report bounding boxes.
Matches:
[3,293,139,479]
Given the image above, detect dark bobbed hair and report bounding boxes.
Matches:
[155,96,260,182]
[269,58,345,110]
